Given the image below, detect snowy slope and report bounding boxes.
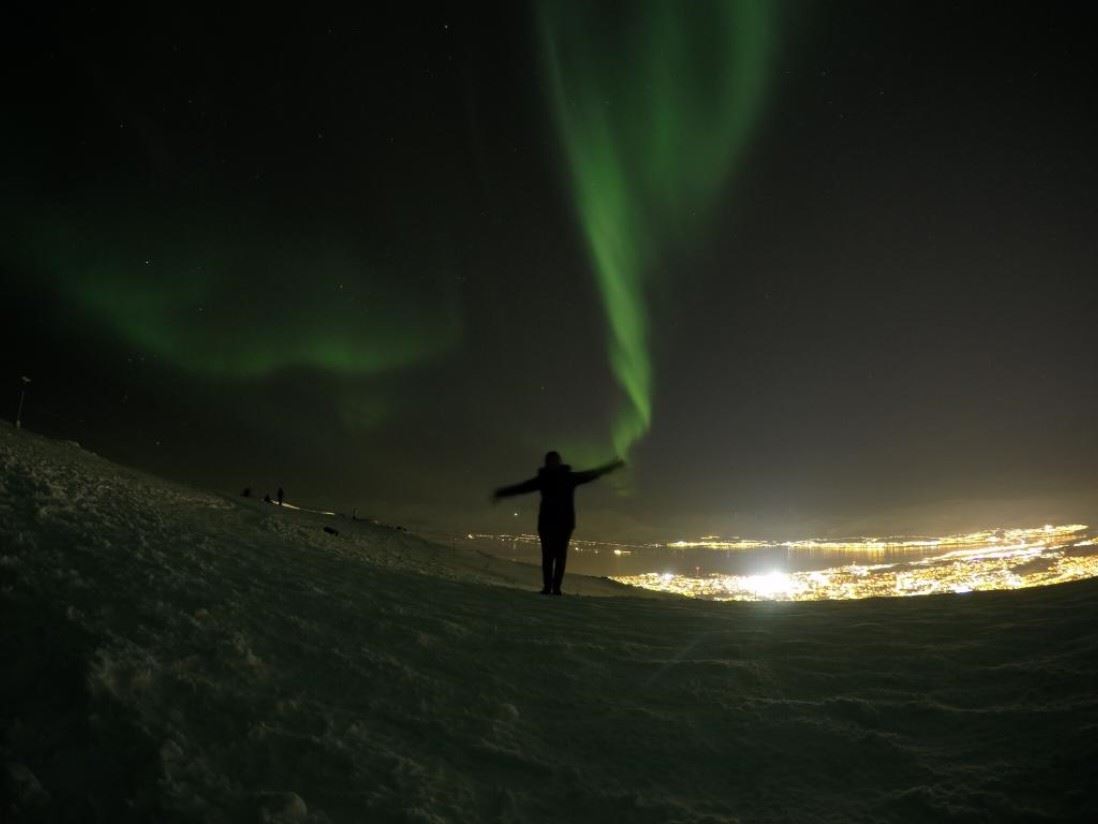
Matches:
[2,422,1096,822]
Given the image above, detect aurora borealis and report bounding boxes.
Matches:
[539,0,773,457]
[22,212,461,379]
[3,3,1097,542]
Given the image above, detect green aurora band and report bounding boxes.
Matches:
[540,1,774,457]
[23,212,461,381]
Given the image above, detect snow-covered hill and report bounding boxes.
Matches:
[2,423,1096,822]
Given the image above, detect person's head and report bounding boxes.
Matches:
[544,450,562,468]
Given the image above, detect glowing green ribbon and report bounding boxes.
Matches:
[540,0,774,456]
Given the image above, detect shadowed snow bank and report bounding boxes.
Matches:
[2,423,1096,822]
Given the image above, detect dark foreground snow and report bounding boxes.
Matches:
[2,423,1096,822]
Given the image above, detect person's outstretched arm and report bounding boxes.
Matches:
[492,477,540,501]
[571,459,625,486]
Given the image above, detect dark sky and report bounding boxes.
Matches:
[4,2,1097,541]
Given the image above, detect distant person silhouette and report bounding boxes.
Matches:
[493,451,624,595]
[277,487,284,506]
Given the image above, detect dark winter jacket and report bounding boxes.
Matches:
[494,463,617,533]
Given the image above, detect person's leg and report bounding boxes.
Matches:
[538,532,553,593]
[551,530,573,594]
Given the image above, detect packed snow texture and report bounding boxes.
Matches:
[2,423,1096,822]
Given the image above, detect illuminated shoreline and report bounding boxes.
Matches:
[613,525,1097,601]
[663,524,1089,552]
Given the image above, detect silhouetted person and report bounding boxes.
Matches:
[241,487,252,498]
[493,451,624,595]
[277,486,284,506]
[263,492,272,503]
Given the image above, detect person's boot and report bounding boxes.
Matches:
[552,569,565,596]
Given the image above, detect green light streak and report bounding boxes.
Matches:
[540,1,774,456]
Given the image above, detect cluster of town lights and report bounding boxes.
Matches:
[614,524,1097,601]
[663,524,1088,552]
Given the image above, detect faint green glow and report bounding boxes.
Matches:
[540,1,774,456]
[30,217,460,381]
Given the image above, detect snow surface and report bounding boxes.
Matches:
[2,422,1097,822]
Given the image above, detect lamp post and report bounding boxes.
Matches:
[15,376,30,428]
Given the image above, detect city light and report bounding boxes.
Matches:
[664,524,1088,552]
[613,525,1098,601]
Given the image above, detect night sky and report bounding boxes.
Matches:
[4,2,1097,541]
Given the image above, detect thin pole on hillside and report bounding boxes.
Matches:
[14,376,30,428]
